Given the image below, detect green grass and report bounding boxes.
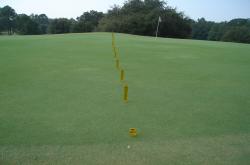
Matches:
[0,33,250,164]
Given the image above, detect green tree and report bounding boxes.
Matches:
[30,14,49,34]
[222,26,250,43]
[72,10,104,32]
[15,14,39,35]
[207,18,250,43]
[97,0,191,38]
[159,10,192,38]
[48,18,72,34]
[192,18,214,40]
[97,5,122,32]
[208,23,227,41]
[227,18,250,27]
[0,5,16,34]
[0,7,3,32]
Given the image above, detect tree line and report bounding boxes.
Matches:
[192,18,250,44]
[1,0,250,43]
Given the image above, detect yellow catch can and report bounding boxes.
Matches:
[124,84,128,102]
[129,128,137,137]
[120,69,124,81]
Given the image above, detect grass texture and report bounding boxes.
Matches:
[0,33,250,164]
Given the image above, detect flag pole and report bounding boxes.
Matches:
[156,16,161,39]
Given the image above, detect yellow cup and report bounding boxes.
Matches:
[129,128,137,137]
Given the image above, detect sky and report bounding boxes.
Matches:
[1,0,250,22]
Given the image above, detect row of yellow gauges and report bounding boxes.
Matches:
[112,33,137,137]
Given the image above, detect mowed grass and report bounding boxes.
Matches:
[0,33,250,164]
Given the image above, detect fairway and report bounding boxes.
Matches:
[0,33,250,164]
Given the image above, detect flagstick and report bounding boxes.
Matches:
[156,17,161,39]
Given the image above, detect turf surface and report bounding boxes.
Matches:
[0,33,250,164]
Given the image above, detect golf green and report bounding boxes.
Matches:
[0,33,250,164]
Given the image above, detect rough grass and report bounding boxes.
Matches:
[0,33,250,164]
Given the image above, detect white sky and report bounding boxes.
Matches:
[0,0,124,18]
[1,0,250,21]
